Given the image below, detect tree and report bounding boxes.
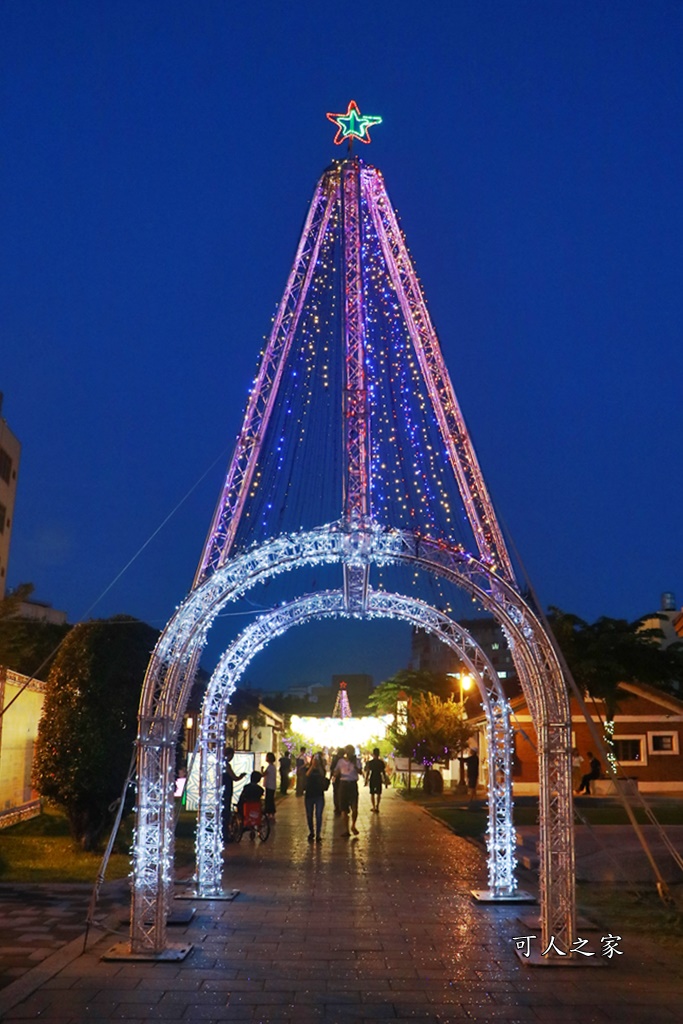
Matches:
[32,616,158,850]
[549,608,683,720]
[366,668,452,715]
[549,607,683,770]
[390,692,473,769]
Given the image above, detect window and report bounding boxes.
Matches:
[0,448,11,484]
[613,736,646,765]
[648,732,679,755]
[0,503,5,533]
[491,643,500,651]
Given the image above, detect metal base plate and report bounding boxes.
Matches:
[125,907,196,928]
[103,942,193,962]
[471,889,537,903]
[175,887,239,901]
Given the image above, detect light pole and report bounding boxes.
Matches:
[447,671,473,706]
[241,719,249,750]
[447,672,474,789]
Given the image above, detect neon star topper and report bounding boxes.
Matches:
[326,100,382,145]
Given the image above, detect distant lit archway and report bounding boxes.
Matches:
[191,587,515,898]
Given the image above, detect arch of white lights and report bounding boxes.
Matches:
[132,521,573,955]
[192,588,514,898]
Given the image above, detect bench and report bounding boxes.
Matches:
[592,777,638,797]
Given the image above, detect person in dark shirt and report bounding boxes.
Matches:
[329,747,344,816]
[278,751,292,795]
[466,749,479,802]
[303,753,327,843]
[295,746,308,796]
[237,771,265,820]
[576,752,601,795]
[221,747,246,837]
[364,748,387,813]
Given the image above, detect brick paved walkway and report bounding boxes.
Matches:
[0,788,681,1022]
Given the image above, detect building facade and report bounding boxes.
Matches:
[411,619,519,692]
[639,591,683,655]
[476,682,683,795]
[0,667,46,827]
[0,396,21,601]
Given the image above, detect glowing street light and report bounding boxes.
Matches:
[447,671,473,705]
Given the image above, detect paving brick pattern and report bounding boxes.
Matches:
[0,789,681,1022]
[0,881,129,990]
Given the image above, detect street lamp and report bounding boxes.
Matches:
[241,719,249,750]
[459,673,473,705]
[447,671,473,705]
[447,672,474,790]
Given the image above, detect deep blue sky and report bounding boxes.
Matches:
[2,1,682,690]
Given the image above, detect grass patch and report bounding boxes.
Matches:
[576,882,683,956]
[403,788,683,954]
[401,789,683,837]
[0,804,197,883]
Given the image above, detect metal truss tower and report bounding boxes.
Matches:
[128,105,575,962]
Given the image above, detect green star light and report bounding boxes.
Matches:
[326,100,382,145]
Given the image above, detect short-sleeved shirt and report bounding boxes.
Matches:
[336,756,359,782]
[366,757,386,791]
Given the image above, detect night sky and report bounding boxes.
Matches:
[2,2,682,691]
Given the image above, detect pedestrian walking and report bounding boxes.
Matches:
[295,746,308,796]
[303,752,327,842]
[279,750,292,794]
[364,747,388,813]
[334,744,360,836]
[330,746,344,816]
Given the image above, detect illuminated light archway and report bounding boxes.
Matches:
[189,587,516,899]
[132,524,570,954]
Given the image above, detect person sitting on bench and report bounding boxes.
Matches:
[576,752,601,795]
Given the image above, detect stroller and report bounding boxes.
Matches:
[234,800,270,843]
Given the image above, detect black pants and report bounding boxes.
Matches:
[578,772,598,794]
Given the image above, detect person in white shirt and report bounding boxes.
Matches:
[334,744,360,837]
[262,751,277,819]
